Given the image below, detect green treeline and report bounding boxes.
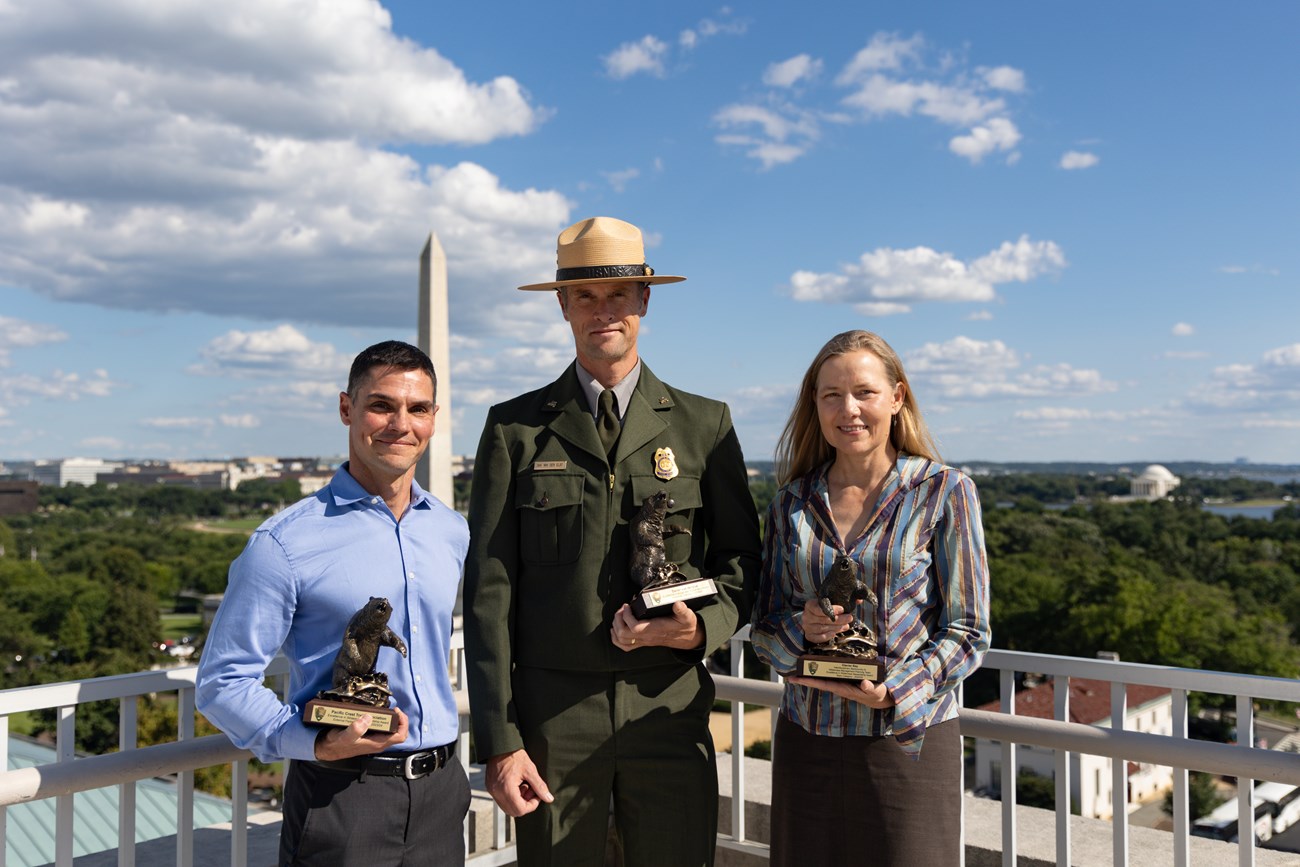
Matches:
[984,497,1300,677]
[1,473,1299,752]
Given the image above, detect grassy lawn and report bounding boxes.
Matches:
[7,711,37,736]
[160,612,204,641]
[198,517,264,532]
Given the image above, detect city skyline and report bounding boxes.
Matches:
[2,1,1297,465]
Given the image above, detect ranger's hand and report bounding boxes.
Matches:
[485,749,554,817]
[611,602,703,651]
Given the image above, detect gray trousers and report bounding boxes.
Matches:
[279,758,470,866]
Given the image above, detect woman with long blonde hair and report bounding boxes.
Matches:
[752,330,990,866]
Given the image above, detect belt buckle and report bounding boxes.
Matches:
[403,753,422,780]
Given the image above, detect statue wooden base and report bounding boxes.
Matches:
[630,577,718,619]
[303,697,398,733]
[797,653,884,683]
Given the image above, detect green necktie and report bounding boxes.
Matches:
[598,388,620,456]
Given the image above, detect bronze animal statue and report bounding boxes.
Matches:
[326,596,407,706]
[818,555,876,617]
[814,556,879,659]
[629,491,691,591]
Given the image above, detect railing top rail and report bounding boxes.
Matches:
[0,657,291,716]
[982,649,1300,702]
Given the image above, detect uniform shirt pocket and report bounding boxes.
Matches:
[515,472,585,565]
[629,474,701,565]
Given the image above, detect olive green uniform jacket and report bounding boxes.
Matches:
[464,362,762,759]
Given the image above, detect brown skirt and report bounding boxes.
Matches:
[769,714,962,867]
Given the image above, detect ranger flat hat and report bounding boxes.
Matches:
[517,216,686,291]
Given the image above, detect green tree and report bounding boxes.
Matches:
[1164,772,1224,820]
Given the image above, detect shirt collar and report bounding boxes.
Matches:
[329,462,434,510]
[574,359,641,420]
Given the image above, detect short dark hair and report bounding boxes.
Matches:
[347,341,436,402]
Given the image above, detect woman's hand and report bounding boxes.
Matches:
[785,674,895,709]
[799,597,851,645]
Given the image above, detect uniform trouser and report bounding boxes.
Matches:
[769,713,962,867]
[278,757,471,866]
[511,663,719,867]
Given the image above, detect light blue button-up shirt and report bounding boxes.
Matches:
[196,464,468,763]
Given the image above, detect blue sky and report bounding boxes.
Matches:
[2,0,1297,465]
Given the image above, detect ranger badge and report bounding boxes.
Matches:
[653,447,679,481]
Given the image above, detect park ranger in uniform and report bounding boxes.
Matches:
[464,216,761,866]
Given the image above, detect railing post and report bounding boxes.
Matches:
[729,631,746,843]
[1,714,8,867]
[118,696,138,867]
[1109,680,1128,867]
[1172,689,1189,867]
[231,758,248,867]
[999,667,1016,867]
[1237,692,1255,867]
[177,687,196,867]
[56,704,75,867]
[1053,674,1071,867]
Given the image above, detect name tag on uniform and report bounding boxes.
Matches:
[533,460,568,471]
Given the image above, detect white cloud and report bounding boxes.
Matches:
[713,102,820,169]
[1059,150,1100,170]
[1194,343,1300,409]
[679,11,748,50]
[949,117,1022,164]
[980,66,1026,93]
[601,168,640,193]
[721,31,1027,169]
[143,417,213,430]
[1172,322,1195,337]
[836,33,924,83]
[763,55,823,88]
[0,368,115,404]
[0,315,67,365]
[0,0,570,340]
[603,36,669,79]
[450,343,575,407]
[1219,263,1280,276]
[905,336,1117,400]
[190,324,352,380]
[789,235,1064,311]
[966,310,994,321]
[0,0,542,147]
[220,414,260,428]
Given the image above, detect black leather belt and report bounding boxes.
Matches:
[315,743,456,780]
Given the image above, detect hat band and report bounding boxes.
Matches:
[555,263,654,282]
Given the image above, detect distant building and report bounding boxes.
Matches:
[1131,464,1181,500]
[973,676,1173,819]
[0,480,38,516]
[30,458,121,487]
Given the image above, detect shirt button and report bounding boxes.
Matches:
[408,571,415,579]
[415,674,422,683]
[370,497,379,504]
[412,625,420,633]
[422,725,429,733]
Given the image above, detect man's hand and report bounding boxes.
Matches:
[313,707,410,761]
[784,674,895,710]
[486,749,554,817]
[610,601,704,651]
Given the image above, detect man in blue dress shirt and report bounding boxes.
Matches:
[197,340,469,866]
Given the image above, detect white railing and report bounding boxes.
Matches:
[4,634,1300,867]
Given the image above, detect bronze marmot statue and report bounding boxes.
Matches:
[331,596,407,691]
[629,491,691,590]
